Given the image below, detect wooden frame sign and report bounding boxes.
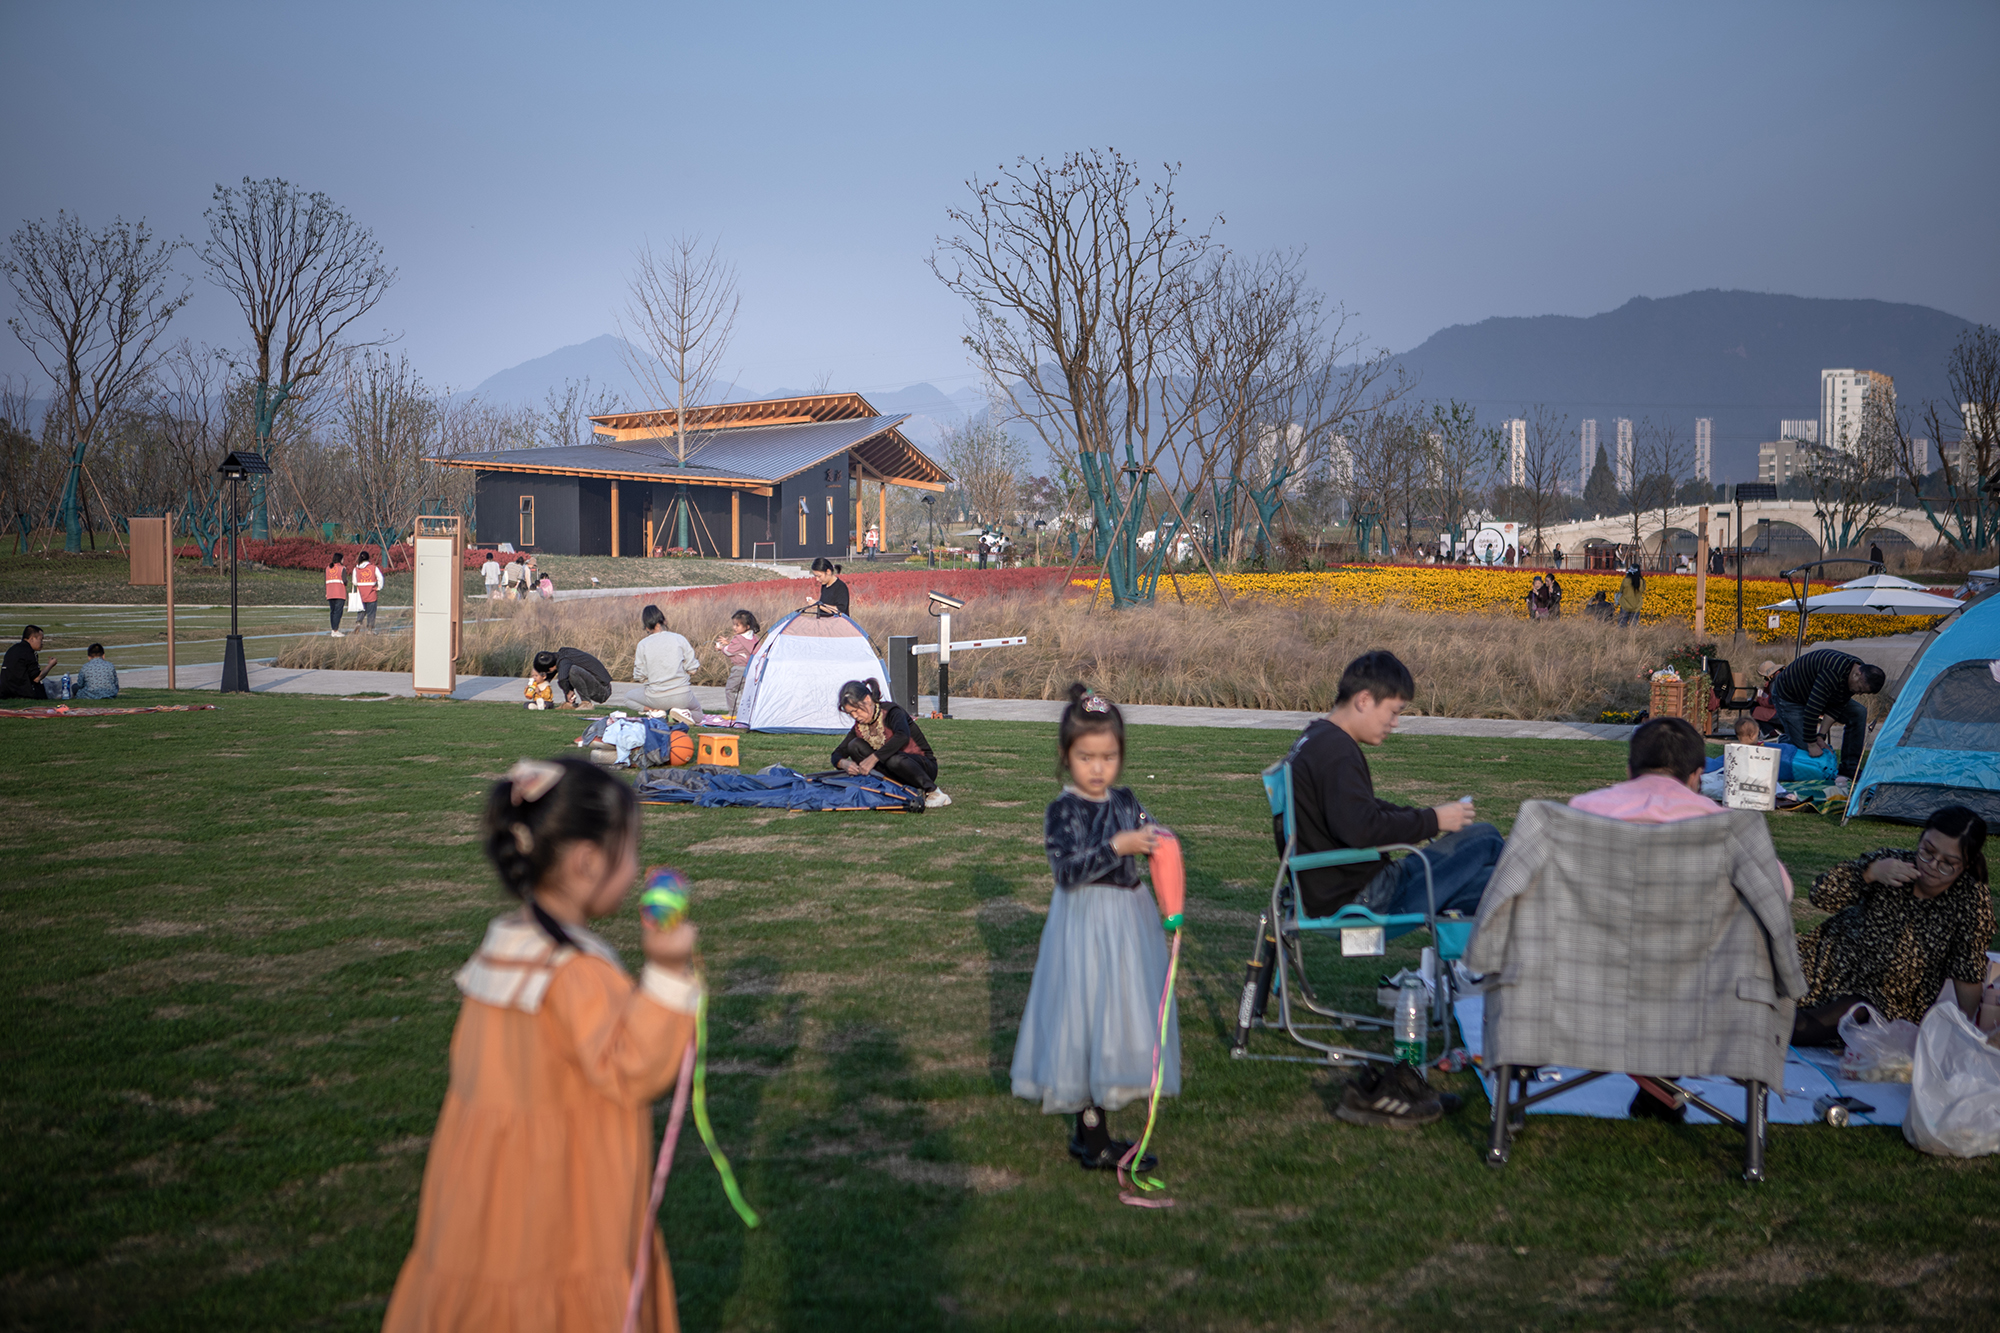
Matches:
[412,515,464,696]
[128,515,175,690]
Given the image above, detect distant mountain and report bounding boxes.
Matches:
[466,336,988,451]
[1390,290,1976,483]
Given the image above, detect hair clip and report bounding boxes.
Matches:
[511,823,535,854]
[1081,694,1112,714]
[507,758,563,806]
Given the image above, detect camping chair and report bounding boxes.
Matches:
[1469,801,1800,1183]
[1229,758,1474,1068]
[1705,657,1760,735]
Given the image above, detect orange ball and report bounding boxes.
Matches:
[669,731,696,766]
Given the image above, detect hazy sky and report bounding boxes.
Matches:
[4,0,1995,399]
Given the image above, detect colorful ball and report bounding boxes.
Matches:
[669,731,697,766]
[640,866,690,929]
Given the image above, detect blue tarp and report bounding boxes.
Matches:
[637,765,924,812]
[1849,592,2000,826]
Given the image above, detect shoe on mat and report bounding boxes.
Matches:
[1335,1061,1444,1129]
[1629,1083,1687,1124]
[1067,1135,1158,1173]
[924,787,952,809]
[668,707,698,727]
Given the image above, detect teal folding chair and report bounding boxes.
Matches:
[1229,757,1472,1067]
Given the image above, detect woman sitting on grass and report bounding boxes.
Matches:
[830,678,949,808]
[1791,806,1993,1044]
[382,757,700,1332]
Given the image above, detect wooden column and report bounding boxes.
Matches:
[855,490,864,556]
[878,481,887,553]
[610,479,621,557]
[1694,505,1710,637]
[731,491,741,558]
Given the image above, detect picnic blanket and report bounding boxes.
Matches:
[574,714,684,767]
[1453,992,1909,1128]
[0,704,217,718]
[638,764,924,812]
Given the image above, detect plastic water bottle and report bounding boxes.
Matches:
[1395,974,1428,1070]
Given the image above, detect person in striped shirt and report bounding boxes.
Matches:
[1768,649,1885,786]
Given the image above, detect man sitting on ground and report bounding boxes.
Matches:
[1767,648,1884,790]
[1570,715,1798,1120]
[75,643,119,700]
[1287,650,1505,1130]
[1,625,54,700]
[531,647,612,709]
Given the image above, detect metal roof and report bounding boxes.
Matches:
[441,414,951,489]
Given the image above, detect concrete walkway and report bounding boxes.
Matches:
[115,660,1632,739]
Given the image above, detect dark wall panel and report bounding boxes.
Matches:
[476,474,582,554]
[576,478,612,556]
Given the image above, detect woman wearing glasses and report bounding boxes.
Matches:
[1791,806,1993,1044]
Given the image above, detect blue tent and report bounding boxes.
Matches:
[1848,592,2000,826]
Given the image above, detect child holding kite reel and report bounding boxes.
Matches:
[382,757,753,1333]
[1011,685,1184,1203]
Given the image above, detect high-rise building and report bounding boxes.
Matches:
[1779,419,1818,442]
[1694,418,1712,482]
[1759,437,1818,486]
[1580,418,1598,490]
[1504,418,1527,487]
[1615,418,1634,492]
[1821,369,1893,452]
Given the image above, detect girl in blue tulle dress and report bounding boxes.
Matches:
[1010,684,1180,1170]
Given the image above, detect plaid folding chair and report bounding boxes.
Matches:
[1229,757,1473,1067]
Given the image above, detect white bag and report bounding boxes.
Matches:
[1837,1002,1920,1082]
[1903,1001,2000,1158]
[1723,742,1779,811]
[346,589,363,613]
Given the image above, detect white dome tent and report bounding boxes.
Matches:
[734,611,889,733]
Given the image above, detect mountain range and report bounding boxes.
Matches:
[470,291,1980,484]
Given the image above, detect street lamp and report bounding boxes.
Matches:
[1033,517,1047,564]
[1732,482,1777,643]
[216,450,272,692]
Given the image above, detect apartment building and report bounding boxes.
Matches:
[1694,418,1712,481]
[1821,369,1893,452]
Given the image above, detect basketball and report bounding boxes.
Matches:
[669,731,697,766]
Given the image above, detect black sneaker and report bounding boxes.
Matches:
[1335,1061,1444,1129]
[1068,1135,1158,1173]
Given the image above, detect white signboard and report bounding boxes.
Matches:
[412,534,460,695]
[1723,743,1779,811]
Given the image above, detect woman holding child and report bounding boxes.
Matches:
[1790,806,1993,1044]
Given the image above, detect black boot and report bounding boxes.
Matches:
[1068,1106,1158,1172]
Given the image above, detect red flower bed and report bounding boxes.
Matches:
[175,537,414,572]
[653,564,1073,605]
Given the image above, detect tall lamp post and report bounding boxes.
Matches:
[922,495,936,568]
[217,451,272,692]
[1033,517,1047,564]
[1731,482,1777,644]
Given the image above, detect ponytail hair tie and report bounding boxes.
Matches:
[507,759,563,806]
[511,823,535,854]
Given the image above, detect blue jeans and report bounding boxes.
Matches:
[1774,695,1868,778]
[1358,823,1505,918]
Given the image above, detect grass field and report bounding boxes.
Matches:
[2,695,1994,1331]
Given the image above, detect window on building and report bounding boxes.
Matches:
[825,496,835,546]
[518,495,535,547]
[798,498,809,547]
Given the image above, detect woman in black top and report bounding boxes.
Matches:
[831,678,949,808]
[803,558,849,617]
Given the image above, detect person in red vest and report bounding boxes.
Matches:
[325,553,349,637]
[354,550,385,631]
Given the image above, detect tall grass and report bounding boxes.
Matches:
[276,584,1694,720]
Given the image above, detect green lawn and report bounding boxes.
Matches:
[2,696,1993,1331]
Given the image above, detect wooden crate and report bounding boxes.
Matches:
[1648,673,1712,734]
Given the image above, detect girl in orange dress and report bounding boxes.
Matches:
[383,757,701,1333]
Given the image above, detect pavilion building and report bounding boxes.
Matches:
[442,392,951,559]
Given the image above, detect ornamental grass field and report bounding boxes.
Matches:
[4,693,1994,1331]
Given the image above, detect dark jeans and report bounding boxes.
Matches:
[1774,695,1867,778]
[358,601,377,630]
[1357,823,1505,918]
[329,597,344,631]
[4,680,49,700]
[879,751,938,792]
[558,664,611,704]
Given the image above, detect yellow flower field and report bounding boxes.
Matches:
[1083,566,1949,643]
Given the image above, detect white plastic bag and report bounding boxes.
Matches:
[346,589,363,613]
[1903,1001,2000,1158]
[1723,743,1778,811]
[1837,1002,1920,1082]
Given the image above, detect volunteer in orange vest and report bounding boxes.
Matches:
[325,552,349,638]
[354,550,385,631]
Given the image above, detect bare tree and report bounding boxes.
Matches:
[940,417,1026,528]
[200,177,396,540]
[1895,324,1999,552]
[534,376,624,451]
[932,150,1216,605]
[618,234,739,553]
[1807,387,1901,555]
[335,351,446,553]
[1506,404,1570,557]
[1423,400,1490,557]
[1634,417,1693,565]
[5,211,188,550]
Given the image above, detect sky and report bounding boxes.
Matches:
[3,0,1996,400]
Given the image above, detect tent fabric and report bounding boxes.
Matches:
[734,610,889,734]
[1850,593,2000,827]
[636,765,923,812]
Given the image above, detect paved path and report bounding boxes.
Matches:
[115,661,1631,739]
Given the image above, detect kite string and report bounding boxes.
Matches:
[1118,927,1180,1208]
[622,1039,696,1333]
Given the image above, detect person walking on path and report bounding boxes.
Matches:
[1615,565,1645,627]
[354,551,385,631]
[481,552,501,600]
[325,552,349,637]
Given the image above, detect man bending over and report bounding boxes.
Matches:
[531,647,612,709]
[1279,649,1504,922]
[1768,649,1884,787]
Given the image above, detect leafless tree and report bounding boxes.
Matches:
[5,211,189,550]
[940,417,1027,528]
[1503,404,1570,557]
[1423,400,1490,556]
[1634,416,1693,564]
[335,351,446,553]
[200,177,396,539]
[533,376,624,451]
[931,150,1216,603]
[1807,387,1901,555]
[1895,323,1999,552]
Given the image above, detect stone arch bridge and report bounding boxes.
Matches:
[1526,501,1934,558]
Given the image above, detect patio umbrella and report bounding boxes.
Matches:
[1759,587,1964,616]
[1833,573,1931,592]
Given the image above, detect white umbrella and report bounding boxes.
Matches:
[1759,587,1963,616]
[1834,573,1930,592]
